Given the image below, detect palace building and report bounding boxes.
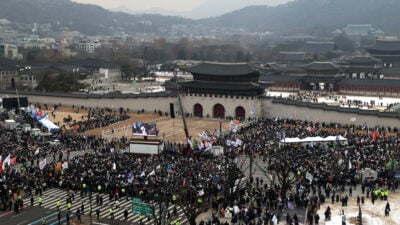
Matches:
[167,62,264,120]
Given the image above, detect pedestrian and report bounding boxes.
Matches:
[41,217,46,225]
[293,214,298,224]
[96,194,100,206]
[324,206,331,221]
[56,200,60,210]
[124,208,129,220]
[109,207,114,220]
[81,202,84,214]
[31,195,34,206]
[66,212,70,225]
[38,196,43,207]
[139,214,144,225]
[314,213,320,224]
[96,208,100,221]
[14,201,19,214]
[385,202,390,216]
[67,202,71,211]
[76,209,81,223]
[57,211,61,225]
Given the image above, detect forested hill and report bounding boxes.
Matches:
[0,0,191,35]
[201,0,400,35]
[2,0,400,36]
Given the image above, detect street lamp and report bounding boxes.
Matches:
[89,187,92,225]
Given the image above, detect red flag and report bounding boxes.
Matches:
[10,157,16,166]
[0,161,2,174]
[372,132,377,141]
[36,109,43,117]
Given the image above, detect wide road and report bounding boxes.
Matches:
[0,187,187,225]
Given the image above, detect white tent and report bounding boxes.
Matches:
[281,137,302,143]
[280,135,347,144]
[38,117,59,133]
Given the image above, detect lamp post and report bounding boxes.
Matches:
[89,188,92,225]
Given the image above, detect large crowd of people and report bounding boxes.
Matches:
[0,104,400,225]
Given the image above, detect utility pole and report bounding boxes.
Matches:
[249,149,253,186]
[173,68,189,141]
[11,78,22,120]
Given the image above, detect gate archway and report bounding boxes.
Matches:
[213,104,225,118]
[193,103,203,117]
[235,106,246,120]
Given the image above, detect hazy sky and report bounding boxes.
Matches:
[72,0,288,11]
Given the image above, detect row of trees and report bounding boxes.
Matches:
[19,33,366,67]
[131,148,247,225]
[35,72,87,93]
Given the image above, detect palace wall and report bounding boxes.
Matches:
[2,91,400,127]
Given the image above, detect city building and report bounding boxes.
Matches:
[78,39,101,53]
[0,59,19,90]
[0,43,22,60]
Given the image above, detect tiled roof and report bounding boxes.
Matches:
[67,59,118,68]
[366,39,400,52]
[347,56,381,64]
[181,80,261,90]
[303,61,339,72]
[301,75,343,83]
[343,24,373,36]
[183,62,258,76]
[380,68,400,75]
[278,52,305,62]
[303,42,335,55]
[338,78,400,87]
[345,66,379,73]
[0,59,20,71]
[259,74,301,83]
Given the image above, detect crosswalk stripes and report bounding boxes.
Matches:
[27,188,188,224]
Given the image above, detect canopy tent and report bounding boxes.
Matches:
[23,106,60,133]
[280,135,347,144]
[38,116,59,133]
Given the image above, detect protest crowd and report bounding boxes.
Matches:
[0,104,399,225]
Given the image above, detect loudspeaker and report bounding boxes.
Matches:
[170,103,175,118]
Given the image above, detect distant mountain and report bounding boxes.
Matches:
[0,0,191,35]
[110,6,184,18]
[189,0,291,19]
[201,0,400,35]
[2,0,400,38]
[112,0,292,19]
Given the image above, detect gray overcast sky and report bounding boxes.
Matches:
[72,0,289,11]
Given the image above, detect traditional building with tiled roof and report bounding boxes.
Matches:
[365,38,400,79]
[169,62,264,119]
[303,42,336,56]
[181,62,262,96]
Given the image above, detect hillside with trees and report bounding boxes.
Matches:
[201,0,400,35]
